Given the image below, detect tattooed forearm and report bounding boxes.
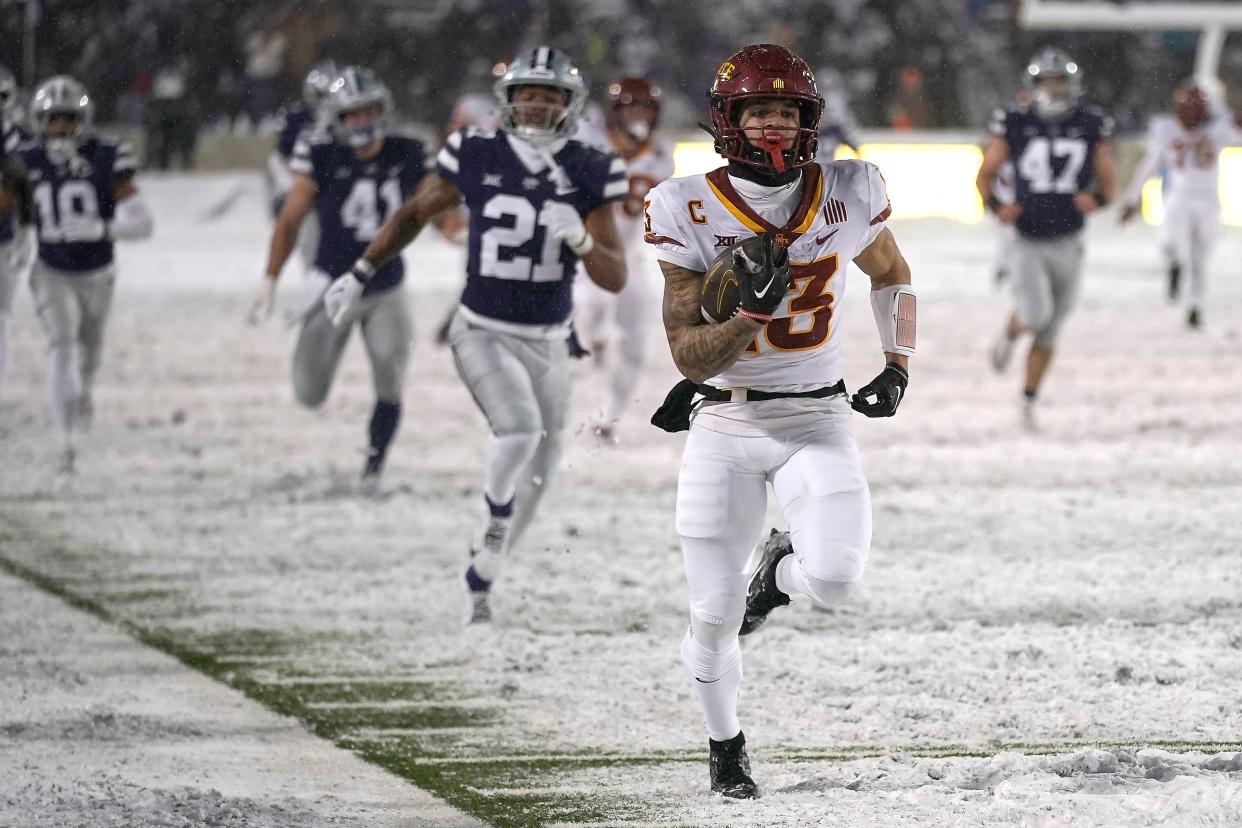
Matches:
[671,317,763,383]
[659,261,762,384]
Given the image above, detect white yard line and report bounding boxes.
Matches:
[0,570,488,828]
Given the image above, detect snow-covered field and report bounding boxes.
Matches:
[1,173,1241,827]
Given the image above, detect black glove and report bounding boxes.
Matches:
[851,362,909,418]
[734,234,790,322]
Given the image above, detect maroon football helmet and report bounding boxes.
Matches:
[1174,82,1209,130]
[607,76,662,140]
[708,44,824,174]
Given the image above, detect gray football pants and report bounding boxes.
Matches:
[293,283,411,407]
[29,260,116,441]
[1010,232,1084,349]
[448,311,570,550]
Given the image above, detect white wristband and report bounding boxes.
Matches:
[351,258,377,282]
[568,232,594,257]
[871,284,916,357]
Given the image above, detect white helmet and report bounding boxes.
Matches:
[1024,48,1082,120]
[321,66,393,148]
[493,46,587,147]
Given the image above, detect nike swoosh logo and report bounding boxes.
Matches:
[892,386,902,406]
[754,274,776,298]
[815,228,839,245]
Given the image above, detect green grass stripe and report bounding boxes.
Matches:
[4,529,1242,828]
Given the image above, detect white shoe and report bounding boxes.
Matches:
[990,330,1017,373]
[1021,398,1040,433]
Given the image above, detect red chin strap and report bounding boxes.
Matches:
[758,136,786,173]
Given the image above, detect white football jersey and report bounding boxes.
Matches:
[1126,114,1242,206]
[644,160,890,391]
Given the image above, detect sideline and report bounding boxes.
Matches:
[0,564,488,828]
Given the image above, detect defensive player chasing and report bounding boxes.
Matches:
[253,66,426,491]
[572,76,674,441]
[1121,80,1238,329]
[323,47,626,624]
[977,48,1116,428]
[644,44,915,799]
[2,77,153,473]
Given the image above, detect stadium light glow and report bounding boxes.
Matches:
[1139,148,1242,226]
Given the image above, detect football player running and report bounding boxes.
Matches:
[268,61,335,217]
[0,64,34,402]
[1120,80,1238,329]
[643,44,915,799]
[323,46,627,624]
[977,48,1116,429]
[253,66,426,492]
[572,76,674,442]
[2,77,153,473]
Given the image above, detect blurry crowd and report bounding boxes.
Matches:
[0,0,1227,167]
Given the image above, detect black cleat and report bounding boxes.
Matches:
[1168,264,1181,302]
[739,529,793,636]
[1187,308,1201,330]
[709,731,758,799]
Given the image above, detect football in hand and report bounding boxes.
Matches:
[699,242,744,324]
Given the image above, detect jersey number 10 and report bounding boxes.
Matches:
[1017,137,1087,195]
[33,181,106,243]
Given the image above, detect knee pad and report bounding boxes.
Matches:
[799,573,860,609]
[680,625,742,682]
[293,381,329,410]
[687,591,745,650]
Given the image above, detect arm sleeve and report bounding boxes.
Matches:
[114,141,137,182]
[643,183,702,271]
[987,107,1009,138]
[268,150,294,195]
[599,153,629,205]
[435,128,466,188]
[289,138,314,178]
[1123,121,1164,207]
[856,161,891,257]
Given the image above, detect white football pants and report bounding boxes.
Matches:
[448,311,570,555]
[676,398,871,739]
[573,246,659,429]
[29,260,116,446]
[1164,196,1219,311]
[292,280,411,407]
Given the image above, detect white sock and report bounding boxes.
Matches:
[600,349,642,428]
[775,554,801,598]
[681,627,743,741]
[49,344,80,445]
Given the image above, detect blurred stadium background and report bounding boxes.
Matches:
[0,1,1231,146]
[6,0,1242,222]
